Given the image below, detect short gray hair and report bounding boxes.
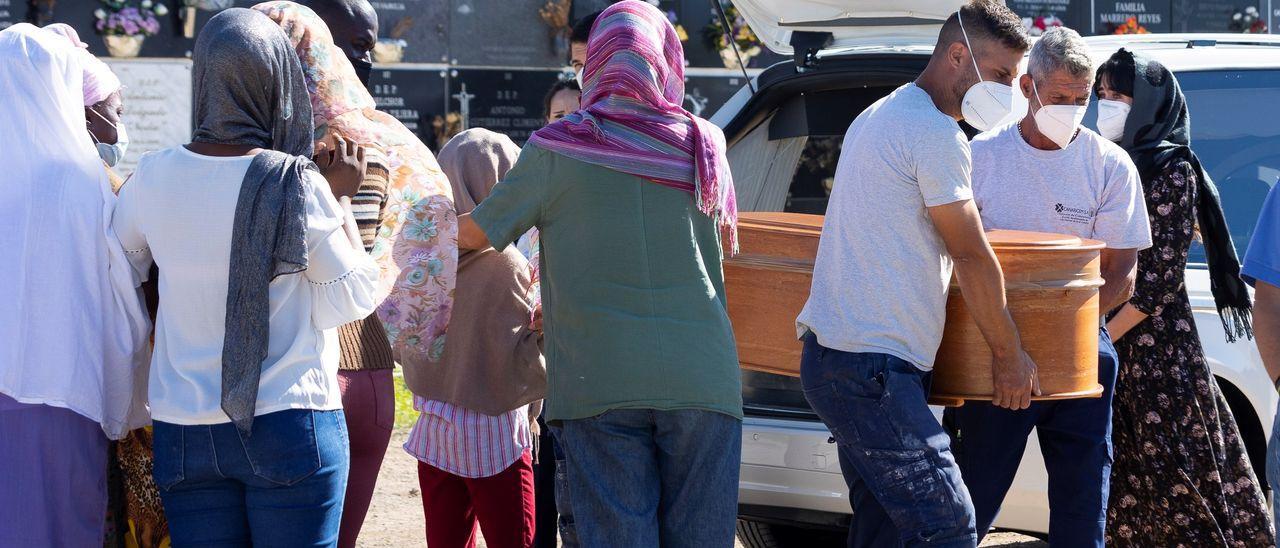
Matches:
[1028,27,1094,82]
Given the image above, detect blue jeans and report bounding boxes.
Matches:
[548,425,579,548]
[556,409,741,548]
[152,409,350,547]
[800,334,977,548]
[943,329,1118,548]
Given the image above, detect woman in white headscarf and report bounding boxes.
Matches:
[44,23,130,188]
[0,23,151,547]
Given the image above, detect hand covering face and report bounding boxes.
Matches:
[253,0,459,367]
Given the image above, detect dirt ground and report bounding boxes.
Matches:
[355,430,1046,547]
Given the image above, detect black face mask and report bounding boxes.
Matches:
[351,58,373,88]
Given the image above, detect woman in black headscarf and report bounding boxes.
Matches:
[1096,49,1275,546]
[110,8,379,546]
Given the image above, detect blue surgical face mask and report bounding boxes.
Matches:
[90,108,129,168]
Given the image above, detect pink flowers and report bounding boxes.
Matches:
[95,4,163,36]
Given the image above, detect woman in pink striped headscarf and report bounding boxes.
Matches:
[526,0,737,248]
[456,2,743,546]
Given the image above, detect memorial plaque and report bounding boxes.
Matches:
[1171,0,1241,31]
[1009,0,1089,32]
[103,58,193,176]
[1096,0,1173,33]
[450,68,563,144]
[683,73,747,118]
[570,0,614,22]
[371,0,448,64]
[370,66,449,151]
[449,0,563,67]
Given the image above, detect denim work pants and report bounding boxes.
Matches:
[153,409,350,547]
[800,334,977,548]
[944,329,1119,548]
[556,409,741,548]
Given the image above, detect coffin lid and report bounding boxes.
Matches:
[738,212,823,233]
[986,229,1105,251]
[731,0,964,56]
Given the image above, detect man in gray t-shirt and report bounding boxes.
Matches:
[944,28,1152,548]
[796,2,1036,545]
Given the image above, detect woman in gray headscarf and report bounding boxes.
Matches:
[110,8,379,545]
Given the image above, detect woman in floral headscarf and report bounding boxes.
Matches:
[251,3,456,546]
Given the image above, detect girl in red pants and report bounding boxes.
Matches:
[402,128,546,548]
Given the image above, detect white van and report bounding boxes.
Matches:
[712,1,1280,544]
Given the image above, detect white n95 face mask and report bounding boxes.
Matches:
[90,108,129,168]
[957,12,1014,131]
[1096,99,1130,142]
[1031,79,1087,149]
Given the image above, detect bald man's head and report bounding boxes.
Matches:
[299,0,378,68]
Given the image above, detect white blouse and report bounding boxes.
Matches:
[112,146,379,425]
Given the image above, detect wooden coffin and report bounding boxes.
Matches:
[723,213,1105,403]
[722,213,822,377]
[931,231,1104,403]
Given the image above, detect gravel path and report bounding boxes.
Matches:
[355,429,1046,547]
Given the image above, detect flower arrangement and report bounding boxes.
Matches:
[538,0,571,33]
[665,9,688,42]
[1024,14,1063,37]
[1112,16,1150,35]
[539,0,573,60]
[94,0,166,36]
[1229,6,1268,33]
[703,4,759,54]
[432,112,463,150]
[373,16,412,63]
[702,3,762,69]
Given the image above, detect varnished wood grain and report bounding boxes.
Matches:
[724,214,1105,404]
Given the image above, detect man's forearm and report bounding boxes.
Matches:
[1255,282,1280,383]
[1099,248,1138,316]
[457,213,491,250]
[1098,273,1135,315]
[953,249,1021,359]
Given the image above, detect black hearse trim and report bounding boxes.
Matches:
[723,54,930,147]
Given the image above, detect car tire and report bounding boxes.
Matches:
[736,519,783,548]
[1217,377,1268,491]
[736,519,844,548]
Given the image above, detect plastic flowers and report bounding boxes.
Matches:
[1112,16,1150,35]
[1230,6,1267,33]
[95,0,166,36]
[1025,15,1063,37]
[702,3,761,55]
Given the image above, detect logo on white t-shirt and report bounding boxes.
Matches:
[1054,203,1096,224]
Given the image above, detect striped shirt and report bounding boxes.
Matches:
[403,396,532,478]
[337,147,394,371]
[351,148,390,253]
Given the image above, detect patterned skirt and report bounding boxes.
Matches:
[105,428,170,548]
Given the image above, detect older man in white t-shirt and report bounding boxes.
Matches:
[943,28,1152,548]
